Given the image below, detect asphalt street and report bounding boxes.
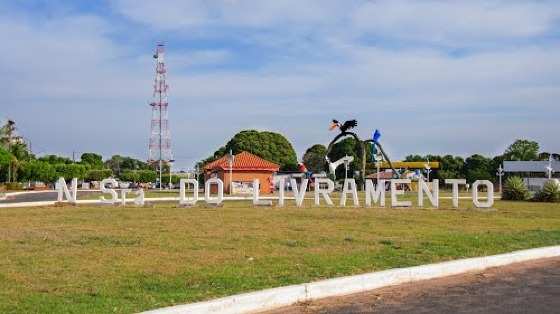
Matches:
[264,257,560,314]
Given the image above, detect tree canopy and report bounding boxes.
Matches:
[104,155,151,176]
[302,144,327,173]
[327,137,372,178]
[503,139,539,161]
[0,147,11,182]
[204,130,298,171]
[38,155,72,165]
[80,153,104,169]
[464,154,493,183]
[18,160,57,183]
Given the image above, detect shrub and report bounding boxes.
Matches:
[133,170,156,183]
[119,170,140,183]
[85,169,113,182]
[533,180,560,203]
[502,176,530,201]
[4,182,23,191]
[161,174,181,185]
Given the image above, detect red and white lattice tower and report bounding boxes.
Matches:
[148,44,173,183]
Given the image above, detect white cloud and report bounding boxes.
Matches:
[1,1,559,169]
[112,0,350,30]
[167,49,232,69]
[352,0,560,44]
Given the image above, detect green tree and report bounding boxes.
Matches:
[464,154,493,183]
[3,142,34,183]
[0,146,11,182]
[54,164,87,180]
[105,155,151,176]
[137,170,157,183]
[80,153,104,169]
[120,170,140,183]
[85,169,113,181]
[538,152,560,161]
[438,155,465,180]
[161,174,181,185]
[0,120,18,148]
[38,155,73,164]
[404,155,425,162]
[18,160,57,183]
[205,130,298,171]
[0,120,33,182]
[327,137,372,179]
[503,139,539,161]
[302,144,327,173]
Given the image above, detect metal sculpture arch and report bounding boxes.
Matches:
[325,131,367,182]
[325,130,399,185]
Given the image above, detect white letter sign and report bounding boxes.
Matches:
[472,180,494,208]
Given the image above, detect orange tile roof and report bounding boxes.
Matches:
[204,151,280,171]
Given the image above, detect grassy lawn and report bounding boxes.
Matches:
[0,198,559,313]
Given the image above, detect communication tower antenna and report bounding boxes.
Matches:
[148,43,173,189]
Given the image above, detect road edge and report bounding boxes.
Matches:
[140,245,560,314]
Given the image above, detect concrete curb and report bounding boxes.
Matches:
[0,195,484,208]
[141,246,560,314]
[0,196,297,208]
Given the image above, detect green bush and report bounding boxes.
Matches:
[4,182,23,191]
[119,170,140,183]
[85,169,113,182]
[18,160,57,183]
[54,163,87,180]
[502,176,530,201]
[533,180,560,203]
[161,174,181,185]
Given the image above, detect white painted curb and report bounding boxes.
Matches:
[141,245,560,314]
[0,196,296,208]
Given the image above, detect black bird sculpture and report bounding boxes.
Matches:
[329,119,358,133]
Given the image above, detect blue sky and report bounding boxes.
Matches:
[1,0,559,170]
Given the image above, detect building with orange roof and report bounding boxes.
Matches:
[204,151,280,194]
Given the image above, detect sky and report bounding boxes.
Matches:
[1,0,559,170]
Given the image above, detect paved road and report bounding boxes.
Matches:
[0,191,100,203]
[265,257,560,314]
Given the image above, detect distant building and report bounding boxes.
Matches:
[204,151,280,194]
[504,160,559,191]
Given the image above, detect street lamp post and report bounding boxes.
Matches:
[496,164,504,194]
[343,155,350,181]
[375,153,382,185]
[227,150,235,195]
[546,156,554,179]
[168,160,174,189]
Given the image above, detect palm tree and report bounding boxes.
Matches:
[0,120,30,182]
[0,120,17,148]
